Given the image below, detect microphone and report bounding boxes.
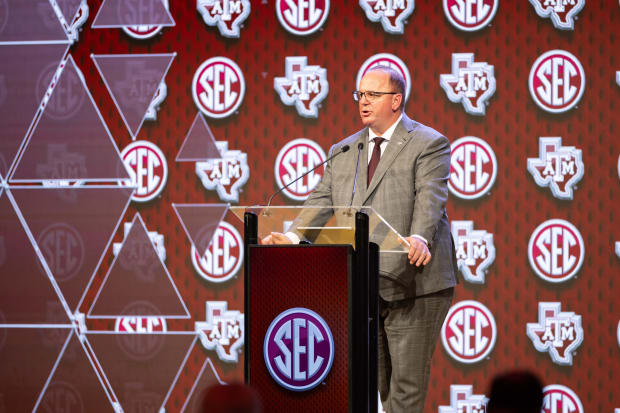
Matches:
[266,144,350,208]
[349,142,364,208]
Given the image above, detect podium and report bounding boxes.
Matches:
[230,206,408,413]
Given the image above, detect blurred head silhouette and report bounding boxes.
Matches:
[487,370,543,413]
[201,382,261,413]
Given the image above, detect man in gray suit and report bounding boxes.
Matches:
[264,66,457,413]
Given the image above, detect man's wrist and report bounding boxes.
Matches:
[409,234,428,246]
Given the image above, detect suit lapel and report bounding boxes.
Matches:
[352,131,369,206]
[363,116,416,204]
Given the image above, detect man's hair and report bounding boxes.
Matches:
[366,65,406,112]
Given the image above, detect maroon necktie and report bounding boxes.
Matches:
[367,136,385,186]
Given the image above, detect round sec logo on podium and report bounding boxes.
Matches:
[264,307,334,391]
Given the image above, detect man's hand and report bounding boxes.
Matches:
[261,232,293,245]
[399,236,432,267]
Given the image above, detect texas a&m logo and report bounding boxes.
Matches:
[443,0,498,32]
[121,141,168,203]
[527,302,583,366]
[529,50,585,113]
[440,53,495,115]
[113,221,166,262]
[264,308,334,391]
[276,0,330,36]
[449,137,497,199]
[191,221,243,284]
[528,219,584,283]
[438,384,488,413]
[192,57,245,119]
[274,56,328,118]
[529,0,585,30]
[527,137,584,200]
[197,0,251,38]
[357,53,411,102]
[274,138,327,201]
[541,384,584,413]
[452,221,495,284]
[196,141,249,202]
[122,0,169,39]
[196,301,244,363]
[441,300,497,364]
[359,0,415,35]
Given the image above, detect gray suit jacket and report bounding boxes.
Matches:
[298,114,458,301]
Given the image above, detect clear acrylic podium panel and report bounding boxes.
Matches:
[230,206,408,254]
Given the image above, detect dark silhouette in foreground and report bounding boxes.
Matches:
[487,370,543,413]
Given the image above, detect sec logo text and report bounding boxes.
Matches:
[528,219,584,283]
[276,0,330,36]
[274,138,326,201]
[191,221,243,284]
[264,307,334,391]
[121,141,168,203]
[449,136,497,199]
[443,0,498,32]
[192,57,245,118]
[529,50,585,113]
[441,300,497,364]
[541,384,584,413]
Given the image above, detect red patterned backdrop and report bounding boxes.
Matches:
[0,0,618,412]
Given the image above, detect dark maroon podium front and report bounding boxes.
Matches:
[241,209,379,413]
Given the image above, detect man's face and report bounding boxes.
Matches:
[358,70,401,134]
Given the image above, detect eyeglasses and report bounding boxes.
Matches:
[353,91,399,102]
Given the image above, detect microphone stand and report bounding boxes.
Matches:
[263,144,350,216]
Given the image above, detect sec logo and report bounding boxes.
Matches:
[448,136,497,199]
[357,53,411,102]
[38,60,85,121]
[264,308,334,391]
[41,380,84,413]
[115,301,167,361]
[192,57,245,119]
[276,0,330,36]
[443,0,498,31]
[274,138,326,201]
[528,219,584,283]
[191,221,243,283]
[441,300,497,364]
[122,0,169,39]
[529,50,585,113]
[121,141,168,203]
[38,223,84,282]
[541,384,584,413]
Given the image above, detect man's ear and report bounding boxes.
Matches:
[392,93,403,112]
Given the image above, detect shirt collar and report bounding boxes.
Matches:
[368,113,403,142]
